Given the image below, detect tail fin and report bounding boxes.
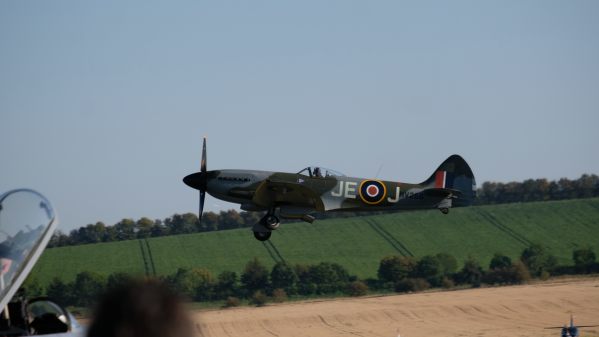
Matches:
[422,155,476,206]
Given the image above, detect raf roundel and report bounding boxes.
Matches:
[358,180,387,205]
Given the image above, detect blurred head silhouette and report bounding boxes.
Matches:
[87,278,194,337]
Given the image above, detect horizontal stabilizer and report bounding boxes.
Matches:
[423,188,461,198]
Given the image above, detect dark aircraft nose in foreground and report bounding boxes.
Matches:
[183,172,205,190]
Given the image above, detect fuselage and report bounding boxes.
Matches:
[186,168,474,214]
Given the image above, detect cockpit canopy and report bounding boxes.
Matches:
[297,167,346,178]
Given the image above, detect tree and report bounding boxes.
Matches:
[294,264,316,295]
[377,256,417,283]
[91,222,107,242]
[114,219,136,240]
[512,261,531,283]
[166,268,194,298]
[166,268,215,301]
[135,217,155,238]
[270,262,298,294]
[485,253,518,285]
[412,255,443,287]
[106,272,135,290]
[346,281,368,296]
[241,258,269,294]
[201,212,219,232]
[69,222,107,244]
[485,259,532,285]
[72,271,106,307]
[46,278,73,306]
[455,257,484,287]
[250,290,268,306]
[573,248,596,274]
[489,253,512,270]
[520,244,557,276]
[192,268,216,301]
[164,213,198,235]
[22,277,43,297]
[330,263,351,283]
[395,278,430,293]
[48,230,70,247]
[271,288,288,303]
[215,271,239,299]
[103,226,118,242]
[435,253,458,276]
[219,210,244,230]
[150,219,169,237]
[240,212,262,228]
[308,262,350,294]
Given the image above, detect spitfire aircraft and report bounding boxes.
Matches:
[183,138,476,241]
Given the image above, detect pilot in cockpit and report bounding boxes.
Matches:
[313,167,322,178]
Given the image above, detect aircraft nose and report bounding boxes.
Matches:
[183,172,204,190]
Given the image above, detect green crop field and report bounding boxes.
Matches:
[30,198,599,287]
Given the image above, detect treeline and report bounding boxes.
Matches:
[49,174,599,248]
[48,211,263,247]
[476,174,599,204]
[23,245,598,308]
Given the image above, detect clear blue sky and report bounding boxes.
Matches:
[2,1,598,232]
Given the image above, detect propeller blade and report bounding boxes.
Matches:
[192,136,207,223]
[201,136,207,173]
[199,190,205,224]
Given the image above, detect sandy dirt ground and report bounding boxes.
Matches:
[193,277,599,337]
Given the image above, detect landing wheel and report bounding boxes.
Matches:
[263,215,280,230]
[253,231,272,241]
[440,208,449,214]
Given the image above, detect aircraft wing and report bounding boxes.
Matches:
[252,180,325,211]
